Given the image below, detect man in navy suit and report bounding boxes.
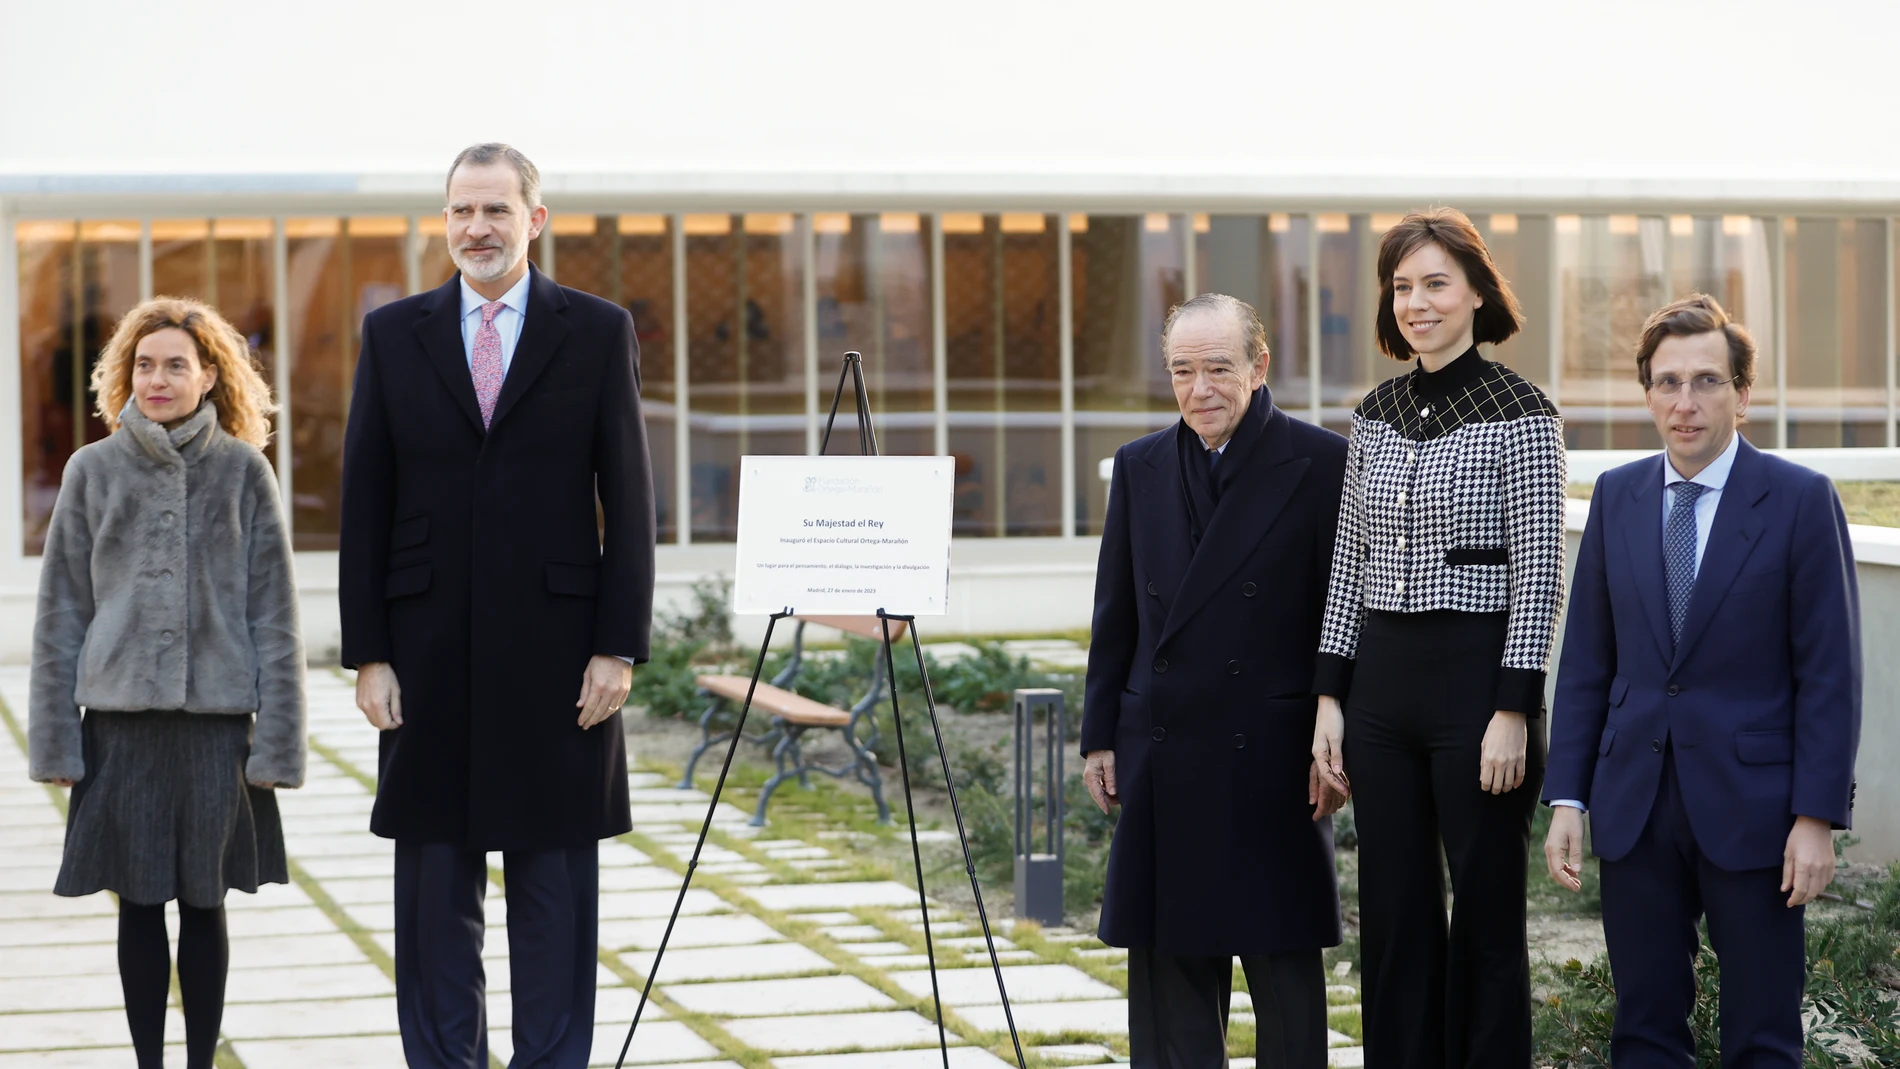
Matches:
[1542,294,1860,1068]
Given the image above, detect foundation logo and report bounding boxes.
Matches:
[801,475,875,495]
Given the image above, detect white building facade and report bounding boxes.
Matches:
[4,0,1900,657]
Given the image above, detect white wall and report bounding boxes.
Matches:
[5,1,1900,206]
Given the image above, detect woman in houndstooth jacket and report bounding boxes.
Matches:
[1309,208,1568,1069]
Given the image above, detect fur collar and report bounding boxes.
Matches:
[119,399,221,466]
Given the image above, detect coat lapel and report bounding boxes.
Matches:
[1158,404,1307,649]
[413,276,485,435]
[1621,457,1675,664]
[1671,439,1769,669]
[488,265,570,432]
[1129,431,1191,623]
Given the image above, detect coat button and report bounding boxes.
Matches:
[1147,582,1158,596]
[160,570,173,583]
[1227,660,1240,675]
[1153,659,1169,674]
[1667,684,1681,696]
[1152,727,1167,742]
[160,631,175,644]
[160,512,175,527]
[1233,734,1246,749]
[1241,582,1257,597]
[1652,739,1662,752]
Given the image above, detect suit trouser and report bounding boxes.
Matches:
[1345,610,1540,1069]
[394,840,600,1069]
[1599,748,1806,1069]
[1127,946,1326,1069]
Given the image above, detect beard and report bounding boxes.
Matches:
[450,232,527,284]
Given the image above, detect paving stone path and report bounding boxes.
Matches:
[0,667,1365,1067]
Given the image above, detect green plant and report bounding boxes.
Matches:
[655,574,736,656]
[625,636,709,719]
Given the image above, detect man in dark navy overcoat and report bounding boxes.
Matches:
[1081,293,1349,1069]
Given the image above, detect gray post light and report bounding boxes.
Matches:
[1012,687,1065,926]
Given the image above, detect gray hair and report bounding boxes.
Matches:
[1161,293,1269,364]
[445,142,542,209]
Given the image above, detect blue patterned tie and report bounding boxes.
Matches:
[1666,481,1706,646]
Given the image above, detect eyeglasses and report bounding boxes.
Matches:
[1645,373,1740,396]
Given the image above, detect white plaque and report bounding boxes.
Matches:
[732,455,955,616]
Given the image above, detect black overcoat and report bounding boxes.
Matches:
[1079,389,1347,956]
[338,267,655,850]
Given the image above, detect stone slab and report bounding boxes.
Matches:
[818,925,888,942]
[0,916,118,947]
[491,1020,716,1066]
[743,882,922,912]
[223,881,315,910]
[0,941,120,977]
[959,998,1129,1036]
[772,1048,1014,1068]
[598,865,691,892]
[838,941,913,957]
[222,907,341,939]
[0,1046,187,1068]
[225,962,395,1003]
[620,941,834,982]
[226,933,374,970]
[230,1034,409,1069]
[663,974,897,1017]
[221,995,400,1040]
[887,964,1119,1006]
[597,913,785,950]
[722,1009,958,1054]
[1328,1049,1366,1068]
[293,854,396,879]
[310,876,396,905]
[598,889,726,920]
[0,972,129,1012]
[0,1007,185,1050]
[1032,1044,1119,1065]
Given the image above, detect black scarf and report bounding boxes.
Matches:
[1177,384,1273,552]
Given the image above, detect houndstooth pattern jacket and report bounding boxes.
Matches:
[1314,348,1568,714]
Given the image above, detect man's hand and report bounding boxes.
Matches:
[1479,711,1527,794]
[1311,696,1349,796]
[1309,761,1348,820]
[356,662,403,731]
[1544,805,1586,891]
[1084,750,1119,813]
[1782,815,1835,907]
[577,655,634,730]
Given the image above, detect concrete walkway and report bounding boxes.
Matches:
[0,667,1365,1067]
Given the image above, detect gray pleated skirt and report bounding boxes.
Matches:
[55,709,288,908]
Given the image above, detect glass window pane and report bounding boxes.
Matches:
[418,214,452,292]
[944,213,1062,538]
[1072,213,1185,535]
[814,213,934,457]
[284,217,407,550]
[1784,218,1888,447]
[18,220,140,554]
[1478,213,1555,391]
[686,213,804,542]
[1558,215,1670,449]
[1316,213,1388,436]
[1663,215,1779,446]
[151,218,278,458]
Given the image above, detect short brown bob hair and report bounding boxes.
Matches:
[91,297,278,448]
[1375,208,1523,360]
[1635,293,1757,390]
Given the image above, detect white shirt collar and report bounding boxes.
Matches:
[1662,431,1741,489]
[459,269,532,321]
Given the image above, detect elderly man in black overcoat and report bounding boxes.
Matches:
[339,143,654,1069]
[1081,293,1348,1069]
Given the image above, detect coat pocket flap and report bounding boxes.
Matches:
[1597,726,1617,756]
[1609,677,1629,707]
[1735,730,1794,764]
[546,560,601,597]
[1444,547,1510,566]
[385,563,431,600]
[391,515,429,550]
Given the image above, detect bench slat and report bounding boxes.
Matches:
[696,675,853,727]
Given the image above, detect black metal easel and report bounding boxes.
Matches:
[616,352,1027,1069]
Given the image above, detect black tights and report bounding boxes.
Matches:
[118,899,228,1069]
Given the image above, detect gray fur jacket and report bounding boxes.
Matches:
[28,401,306,788]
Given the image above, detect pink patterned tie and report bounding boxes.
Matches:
[471,300,506,429]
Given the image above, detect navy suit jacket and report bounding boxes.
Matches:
[1544,438,1860,872]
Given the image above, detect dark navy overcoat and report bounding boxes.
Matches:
[1080,389,1348,956]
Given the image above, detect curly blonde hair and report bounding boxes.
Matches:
[91,297,277,448]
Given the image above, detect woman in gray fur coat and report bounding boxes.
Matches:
[28,297,305,1069]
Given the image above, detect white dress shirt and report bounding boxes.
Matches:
[459,272,531,375]
[1551,432,1743,813]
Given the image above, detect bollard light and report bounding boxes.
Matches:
[1012,687,1065,926]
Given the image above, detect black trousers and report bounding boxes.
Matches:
[394,840,600,1069]
[1345,610,1542,1069]
[1127,946,1327,1069]
[1600,748,1806,1069]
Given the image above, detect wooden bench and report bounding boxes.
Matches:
[678,615,908,827]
